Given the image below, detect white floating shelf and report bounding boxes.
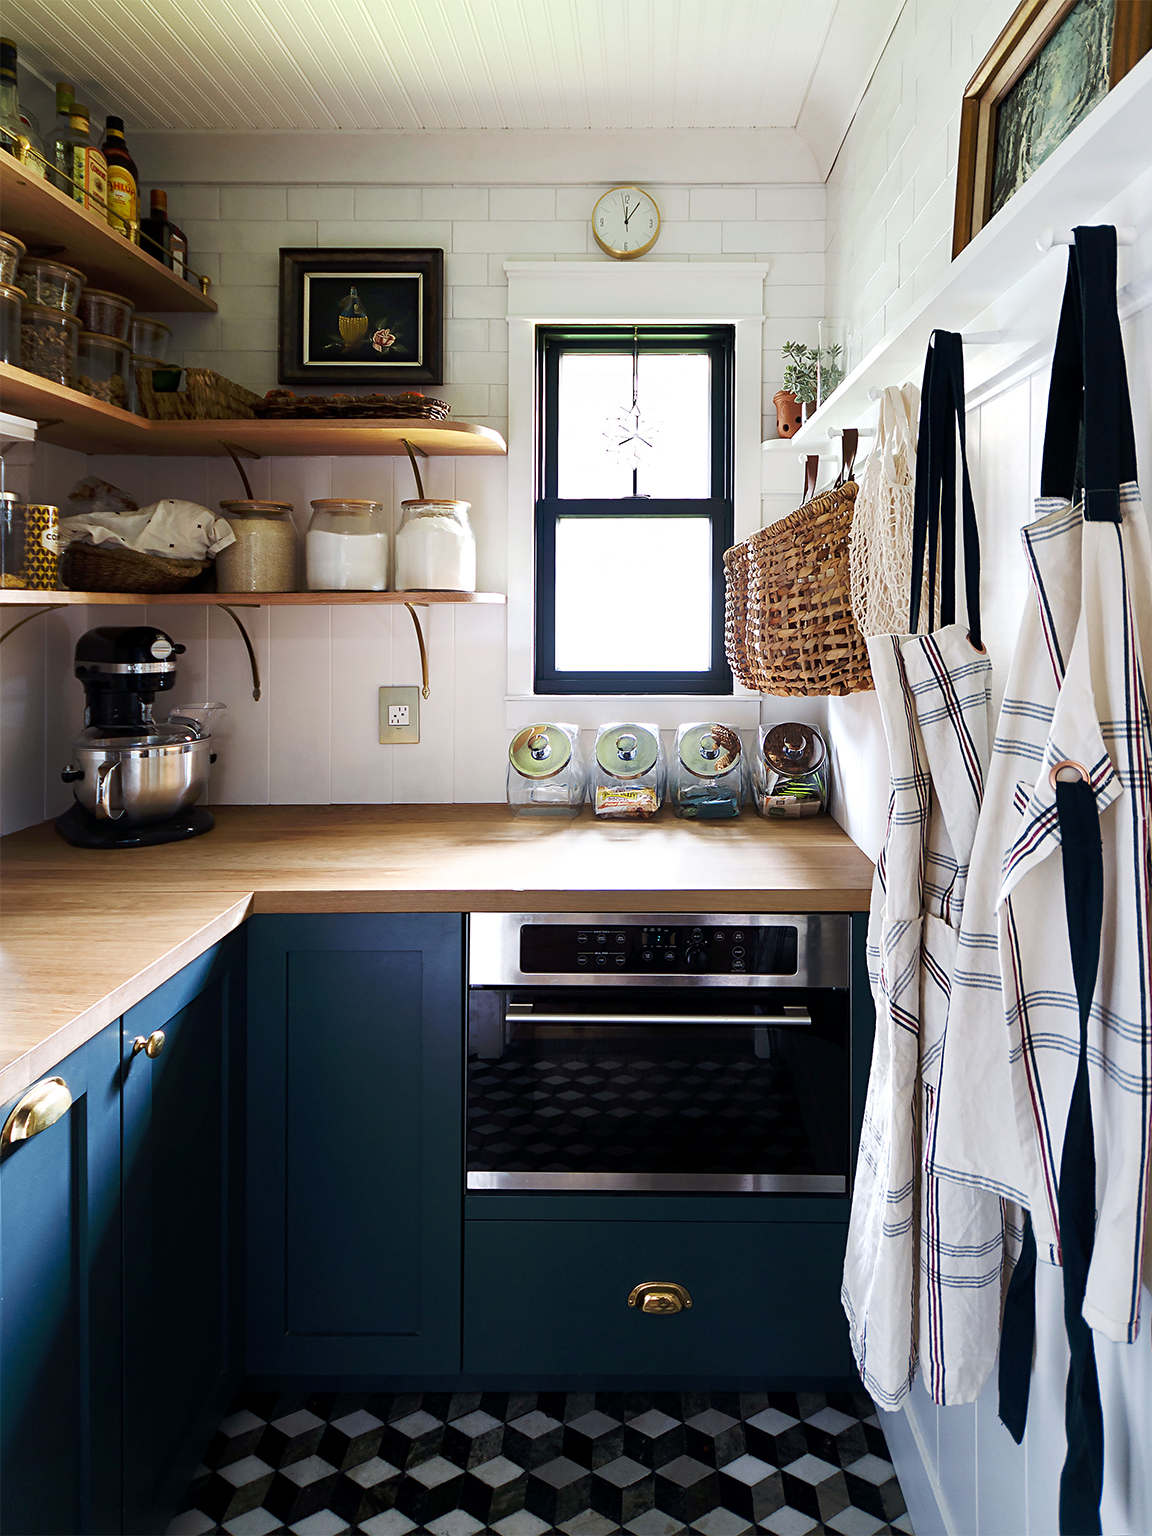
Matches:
[763,51,1152,452]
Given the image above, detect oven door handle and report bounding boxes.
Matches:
[504,1005,812,1027]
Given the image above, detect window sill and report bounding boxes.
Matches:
[505,695,762,730]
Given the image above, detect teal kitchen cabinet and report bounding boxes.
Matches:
[245,914,465,1376]
[120,934,246,1535]
[0,1024,123,1536]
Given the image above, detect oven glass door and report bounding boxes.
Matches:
[466,987,848,1192]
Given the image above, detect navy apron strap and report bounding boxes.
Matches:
[909,331,982,646]
[997,1210,1037,1443]
[1040,226,1137,520]
[1054,776,1105,1536]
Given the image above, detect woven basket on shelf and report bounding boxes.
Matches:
[136,367,263,421]
[723,479,873,697]
[60,540,208,594]
[253,389,451,421]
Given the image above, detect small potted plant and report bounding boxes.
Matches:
[774,341,819,436]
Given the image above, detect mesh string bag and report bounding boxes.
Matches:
[849,383,926,637]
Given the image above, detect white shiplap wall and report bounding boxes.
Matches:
[1,178,827,834]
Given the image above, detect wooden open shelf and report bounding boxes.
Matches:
[0,365,508,456]
[0,589,505,607]
[0,159,217,313]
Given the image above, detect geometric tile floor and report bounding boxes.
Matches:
[168,1389,912,1536]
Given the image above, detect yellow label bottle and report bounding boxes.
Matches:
[100,115,139,241]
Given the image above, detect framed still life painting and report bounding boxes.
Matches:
[952,0,1151,256]
[277,247,444,385]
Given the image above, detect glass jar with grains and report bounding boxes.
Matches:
[0,280,22,363]
[21,305,79,385]
[77,332,130,408]
[216,501,298,593]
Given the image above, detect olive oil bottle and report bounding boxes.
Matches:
[100,115,138,240]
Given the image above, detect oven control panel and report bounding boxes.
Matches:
[518,923,798,976]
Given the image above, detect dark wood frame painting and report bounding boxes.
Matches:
[952,0,1151,256]
[278,247,444,385]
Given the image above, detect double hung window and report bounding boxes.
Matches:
[534,325,734,695]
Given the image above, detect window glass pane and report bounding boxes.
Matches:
[556,350,713,500]
[557,354,635,499]
[553,516,713,673]
[635,353,711,499]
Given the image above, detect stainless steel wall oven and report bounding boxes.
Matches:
[467,912,851,1193]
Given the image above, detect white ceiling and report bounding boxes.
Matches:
[10,0,898,165]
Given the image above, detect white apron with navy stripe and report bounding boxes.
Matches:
[843,622,1008,1407]
[929,485,1152,1348]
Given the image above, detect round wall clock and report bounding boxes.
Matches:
[591,186,661,260]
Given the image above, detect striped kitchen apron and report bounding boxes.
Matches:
[842,333,1007,1408]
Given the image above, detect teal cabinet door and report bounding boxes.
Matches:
[121,934,246,1536]
[465,1217,856,1383]
[246,914,464,1376]
[0,1024,122,1535]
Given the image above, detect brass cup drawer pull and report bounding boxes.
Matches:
[1,1077,72,1149]
[132,1030,166,1059]
[628,1281,693,1314]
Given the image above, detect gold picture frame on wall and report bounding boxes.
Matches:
[952,0,1151,257]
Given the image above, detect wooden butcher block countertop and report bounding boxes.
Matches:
[0,804,873,1103]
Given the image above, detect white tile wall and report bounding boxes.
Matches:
[2,176,829,834]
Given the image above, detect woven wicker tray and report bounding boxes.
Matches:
[253,390,450,421]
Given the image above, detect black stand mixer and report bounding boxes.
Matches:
[56,626,223,849]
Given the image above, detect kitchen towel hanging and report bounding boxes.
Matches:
[926,229,1149,1536]
[722,435,873,696]
[842,331,1006,1410]
[848,383,923,638]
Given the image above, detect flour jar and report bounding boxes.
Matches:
[306,499,389,591]
[394,499,475,592]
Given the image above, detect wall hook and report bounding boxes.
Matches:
[1038,225,1137,252]
[219,604,261,700]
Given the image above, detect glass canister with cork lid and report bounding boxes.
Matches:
[592,723,664,819]
[507,723,584,817]
[753,721,830,818]
[305,499,389,591]
[216,500,298,592]
[395,499,476,592]
[671,723,746,819]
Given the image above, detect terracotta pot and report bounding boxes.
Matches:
[773,389,804,437]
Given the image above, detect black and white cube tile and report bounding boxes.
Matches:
[168,1389,914,1536]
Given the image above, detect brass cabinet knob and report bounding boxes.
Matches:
[628,1281,693,1314]
[132,1030,166,1059]
[1,1077,72,1150]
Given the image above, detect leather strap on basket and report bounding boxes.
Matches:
[1040,225,1136,521]
[837,428,859,487]
[802,454,820,505]
[909,330,981,647]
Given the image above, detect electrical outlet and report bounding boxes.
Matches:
[379,686,420,744]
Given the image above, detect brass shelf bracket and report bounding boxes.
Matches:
[219,604,262,700]
[0,603,65,644]
[404,602,431,699]
[220,439,261,499]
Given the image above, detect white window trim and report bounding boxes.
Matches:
[504,260,767,730]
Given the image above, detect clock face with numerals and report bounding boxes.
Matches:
[592,186,661,260]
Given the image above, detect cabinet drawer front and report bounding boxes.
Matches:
[464,1218,853,1380]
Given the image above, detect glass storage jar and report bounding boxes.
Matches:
[394,499,475,592]
[0,231,25,285]
[77,331,130,408]
[21,305,79,385]
[0,281,22,363]
[507,723,584,817]
[671,722,746,819]
[592,722,664,819]
[305,499,389,591]
[128,352,162,415]
[0,491,24,588]
[78,287,133,340]
[216,501,298,593]
[130,315,170,361]
[752,721,830,818]
[17,257,84,314]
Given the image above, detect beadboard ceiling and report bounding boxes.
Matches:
[10,0,897,153]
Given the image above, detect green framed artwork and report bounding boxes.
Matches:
[952,0,1151,256]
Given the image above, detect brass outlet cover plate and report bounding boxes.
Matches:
[379,685,420,744]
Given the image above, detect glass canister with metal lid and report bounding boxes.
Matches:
[753,721,830,818]
[592,722,664,819]
[507,722,584,817]
[671,722,746,819]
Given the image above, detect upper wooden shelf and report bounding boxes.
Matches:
[0,590,506,607]
[0,365,508,456]
[0,159,216,313]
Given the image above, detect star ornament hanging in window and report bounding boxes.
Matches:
[604,399,660,469]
